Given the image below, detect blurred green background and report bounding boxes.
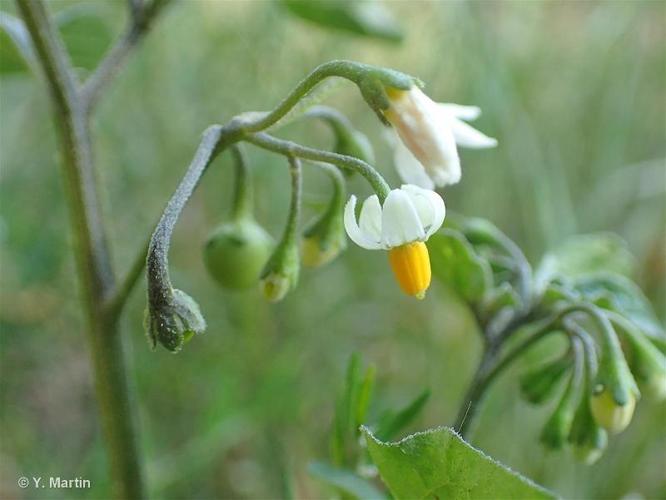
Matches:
[1,1,665,498]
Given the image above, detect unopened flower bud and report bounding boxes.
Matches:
[572,429,608,466]
[590,386,637,434]
[302,193,346,268]
[540,355,582,449]
[519,356,572,405]
[203,218,273,290]
[569,393,608,465]
[590,318,640,433]
[615,317,666,401]
[260,241,299,303]
[144,288,206,352]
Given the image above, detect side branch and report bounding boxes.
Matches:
[81,0,172,111]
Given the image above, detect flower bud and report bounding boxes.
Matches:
[590,320,640,434]
[541,403,576,451]
[260,241,300,303]
[590,386,637,434]
[569,394,608,465]
[203,218,273,290]
[302,198,346,269]
[572,428,608,466]
[519,356,572,405]
[617,319,666,401]
[144,288,206,352]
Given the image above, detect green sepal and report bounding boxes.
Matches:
[614,317,666,400]
[260,238,300,303]
[144,288,206,353]
[519,355,572,405]
[568,388,608,465]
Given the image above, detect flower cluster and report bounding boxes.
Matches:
[343,83,496,298]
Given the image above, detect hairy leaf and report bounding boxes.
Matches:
[574,272,664,340]
[363,427,554,499]
[280,0,403,42]
[535,233,635,293]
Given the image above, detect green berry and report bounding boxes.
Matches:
[203,218,273,290]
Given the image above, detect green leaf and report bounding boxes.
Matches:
[355,364,375,430]
[535,233,635,293]
[280,0,403,42]
[308,462,387,500]
[331,354,376,466]
[428,230,493,303]
[374,389,430,441]
[362,426,554,500]
[574,272,664,340]
[0,12,36,74]
[55,4,113,71]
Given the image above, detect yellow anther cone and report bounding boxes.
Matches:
[388,241,431,299]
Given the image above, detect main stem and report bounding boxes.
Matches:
[17,1,144,497]
[454,345,499,438]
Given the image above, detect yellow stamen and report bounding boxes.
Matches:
[388,241,431,299]
[385,87,408,101]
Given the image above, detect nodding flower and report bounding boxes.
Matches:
[384,86,497,190]
[344,184,445,299]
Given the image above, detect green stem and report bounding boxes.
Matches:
[16,0,145,497]
[146,123,241,311]
[283,156,303,244]
[230,144,252,220]
[245,61,382,132]
[455,303,606,439]
[80,0,173,111]
[245,132,390,202]
[105,237,150,322]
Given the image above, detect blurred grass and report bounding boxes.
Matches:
[1,1,665,499]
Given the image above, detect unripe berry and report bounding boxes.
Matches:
[203,218,273,290]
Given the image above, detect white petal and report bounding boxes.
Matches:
[358,195,382,243]
[387,88,462,188]
[400,184,446,238]
[380,189,425,248]
[450,117,498,149]
[393,138,435,190]
[344,195,382,250]
[439,103,481,121]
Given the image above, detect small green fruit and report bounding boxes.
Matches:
[203,218,273,290]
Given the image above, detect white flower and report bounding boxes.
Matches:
[344,184,445,298]
[344,184,445,250]
[385,87,497,190]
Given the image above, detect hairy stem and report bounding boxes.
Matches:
[81,0,172,111]
[245,132,390,201]
[146,123,241,309]
[455,303,605,439]
[230,144,252,220]
[15,0,169,496]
